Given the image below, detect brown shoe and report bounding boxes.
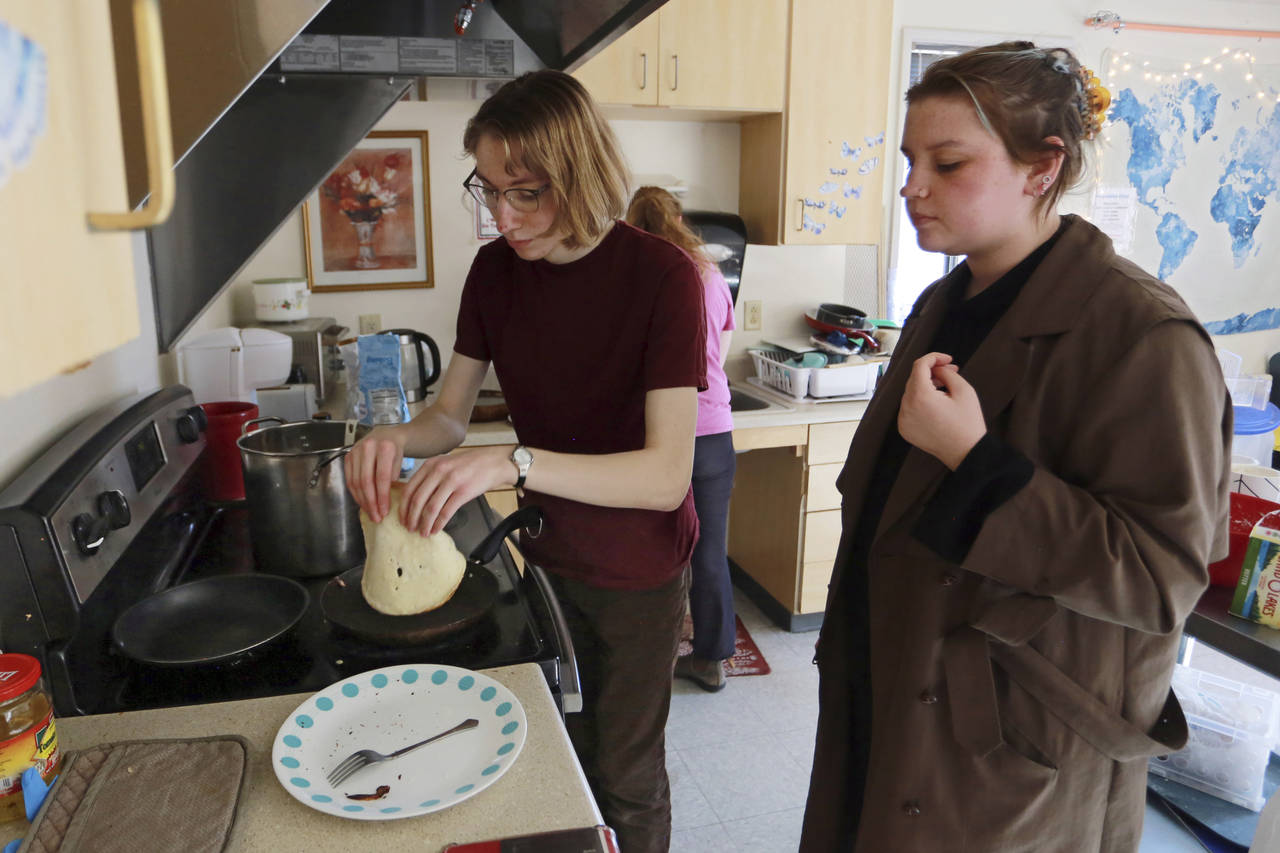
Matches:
[674,654,726,692]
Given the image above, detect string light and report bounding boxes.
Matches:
[1102,43,1276,106]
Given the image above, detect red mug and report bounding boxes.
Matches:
[200,401,259,501]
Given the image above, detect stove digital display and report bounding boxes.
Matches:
[124,422,165,492]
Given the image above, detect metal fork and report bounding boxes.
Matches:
[326,718,479,787]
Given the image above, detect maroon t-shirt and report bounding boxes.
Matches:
[455,220,708,590]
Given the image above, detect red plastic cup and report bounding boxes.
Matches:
[200,401,259,502]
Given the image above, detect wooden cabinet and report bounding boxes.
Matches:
[0,0,172,398]
[572,0,787,112]
[728,419,859,629]
[739,0,894,245]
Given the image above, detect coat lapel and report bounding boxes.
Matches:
[871,215,1114,540]
[836,271,956,530]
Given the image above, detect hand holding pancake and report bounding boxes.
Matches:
[360,483,466,616]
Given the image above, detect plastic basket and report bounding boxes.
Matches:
[1148,664,1280,811]
[748,348,812,400]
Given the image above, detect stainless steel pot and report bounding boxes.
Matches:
[379,328,441,403]
[237,418,369,577]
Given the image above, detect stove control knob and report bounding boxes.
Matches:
[98,490,131,530]
[72,512,109,555]
[176,407,206,443]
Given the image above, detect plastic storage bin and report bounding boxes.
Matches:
[1148,664,1280,811]
[1233,403,1280,465]
[809,361,879,398]
[748,348,813,400]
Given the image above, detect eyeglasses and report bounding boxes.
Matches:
[462,170,552,213]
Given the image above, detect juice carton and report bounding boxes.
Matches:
[1229,509,1280,626]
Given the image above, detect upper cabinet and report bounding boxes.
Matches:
[573,0,788,112]
[0,0,173,398]
[740,0,894,245]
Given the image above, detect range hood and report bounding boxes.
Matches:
[111,0,667,352]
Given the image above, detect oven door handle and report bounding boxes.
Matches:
[524,560,582,714]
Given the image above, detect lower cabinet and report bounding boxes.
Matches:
[728,420,858,630]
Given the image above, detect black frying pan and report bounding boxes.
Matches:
[321,505,543,645]
[112,574,309,667]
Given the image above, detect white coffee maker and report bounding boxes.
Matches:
[176,327,293,404]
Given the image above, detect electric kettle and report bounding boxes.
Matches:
[379,329,441,402]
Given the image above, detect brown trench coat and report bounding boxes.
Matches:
[799,216,1233,853]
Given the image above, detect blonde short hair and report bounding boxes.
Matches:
[463,71,629,249]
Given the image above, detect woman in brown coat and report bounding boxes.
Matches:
[799,43,1233,852]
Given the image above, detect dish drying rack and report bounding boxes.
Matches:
[747,347,880,402]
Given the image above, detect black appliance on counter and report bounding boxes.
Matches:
[0,386,579,717]
[683,210,749,307]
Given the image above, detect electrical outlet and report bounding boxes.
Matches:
[358,313,382,334]
[744,300,763,331]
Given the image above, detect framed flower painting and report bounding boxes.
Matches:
[302,130,434,291]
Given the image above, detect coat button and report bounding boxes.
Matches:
[939,571,960,586]
[902,799,922,816]
[919,689,939,704]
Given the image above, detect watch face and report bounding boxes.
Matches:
[513,447,533,467]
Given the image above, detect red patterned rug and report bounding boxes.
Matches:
[678,614,771,677]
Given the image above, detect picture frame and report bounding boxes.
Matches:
[303,130,434,292]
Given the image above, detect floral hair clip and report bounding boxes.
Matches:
[1077,66,1111,140]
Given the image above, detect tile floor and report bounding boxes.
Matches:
[664,587,1280,852]
[666,587,818,852]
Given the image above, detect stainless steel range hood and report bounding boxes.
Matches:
[112,0,667,352]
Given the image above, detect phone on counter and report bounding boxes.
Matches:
[441,825,620,853]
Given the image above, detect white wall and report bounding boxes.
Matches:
[183,95,854,390]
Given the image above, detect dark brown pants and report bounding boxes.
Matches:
[548,566,690,853]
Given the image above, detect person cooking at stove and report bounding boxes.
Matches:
[625,186,738,694]
[799,42,1232,852]
[343,70,706,853]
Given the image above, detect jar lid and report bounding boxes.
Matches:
[0,653,41,701]
[1233,403,1280,436]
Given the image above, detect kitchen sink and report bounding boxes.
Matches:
[729,386,793,413]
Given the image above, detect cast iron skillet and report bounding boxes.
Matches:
[321,505,543,645]
[112,574,310,667]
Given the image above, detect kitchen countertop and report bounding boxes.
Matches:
[0,663,601,852]
[317,379,870,451]
[457,382,872,449]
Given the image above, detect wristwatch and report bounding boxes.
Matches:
[510,445,533,489]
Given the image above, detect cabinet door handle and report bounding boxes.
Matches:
[670,54,679,91]
[87,0,175,231]
[640,52,648,89]
[796,199,805,231]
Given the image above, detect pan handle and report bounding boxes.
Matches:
[469,505,544,565]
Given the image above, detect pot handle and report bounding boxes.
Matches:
[241,416,285,437]
[469,505,544,565]
[308,445,354,488]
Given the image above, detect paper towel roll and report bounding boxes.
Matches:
[1231,464,1280,502]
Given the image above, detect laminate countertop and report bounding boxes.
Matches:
[0,663,601,852]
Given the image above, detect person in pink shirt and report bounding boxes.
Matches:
[627,186,738,692]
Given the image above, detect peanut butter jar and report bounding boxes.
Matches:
[0,654,61,824]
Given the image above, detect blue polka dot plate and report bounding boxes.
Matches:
[271,664,527,820]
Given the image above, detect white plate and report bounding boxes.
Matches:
[271,664,527,820]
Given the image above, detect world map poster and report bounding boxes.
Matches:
[1095,47,1280,335]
